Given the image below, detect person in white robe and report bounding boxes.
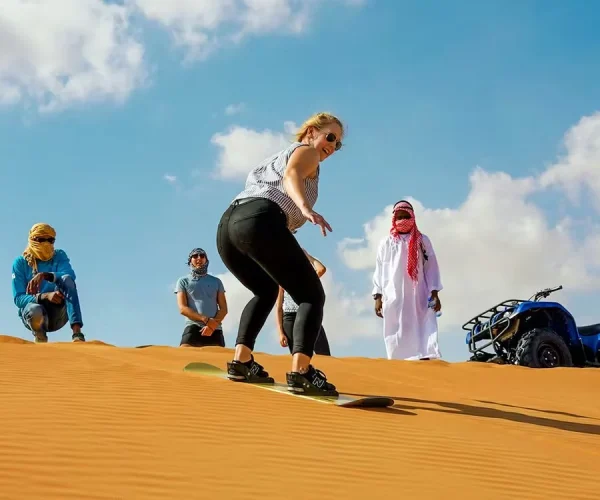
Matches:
[372,200,443,360]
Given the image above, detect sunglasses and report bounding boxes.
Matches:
[191,253,206,259]
[325,132,343,151]
[32,237,55,244]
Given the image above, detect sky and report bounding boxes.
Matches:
[1,0,599,362]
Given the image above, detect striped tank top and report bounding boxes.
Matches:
[233,142,320,233]
[282,290,299,313]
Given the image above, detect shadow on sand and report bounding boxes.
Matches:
[475,400,599,421]
[350,393,600,437]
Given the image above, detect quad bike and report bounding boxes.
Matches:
[463,286,600,368]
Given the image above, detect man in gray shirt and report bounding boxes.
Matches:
[174,247,228,347]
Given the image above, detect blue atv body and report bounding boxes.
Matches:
[463,286,600,368]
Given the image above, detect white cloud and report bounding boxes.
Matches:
[163,174,177,183]
[319,270,379,344]
[129,0,228,61]
[0,0,146,112]
[130,0,316,62]
[1,1,365,111]
[233,0,311,39]
[211,121,297,181]
[225,102,246,115]
[215,271,255,339]
[339,112,600,337]
[539,111,600,211]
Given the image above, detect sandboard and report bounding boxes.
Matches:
[183,362,395,409]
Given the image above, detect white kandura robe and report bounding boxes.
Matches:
[372,233,443,360]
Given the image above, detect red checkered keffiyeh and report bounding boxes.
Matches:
[389,201,423,284]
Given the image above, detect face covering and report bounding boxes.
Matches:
[188,247,209,279]
[389,202,423,284]
[23,223,56,274]
[394,218,415,233]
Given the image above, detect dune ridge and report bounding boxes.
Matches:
[0,335,598,499]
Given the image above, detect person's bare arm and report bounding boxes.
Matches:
[283,147,332,235]
[275,287,289,347]
[303,249,326,277]
[282,147,320,214]
[176,291,209,324]
[275,287,285,335]
[211,291,228,324]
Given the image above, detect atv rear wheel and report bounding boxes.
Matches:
[514,328,573,368]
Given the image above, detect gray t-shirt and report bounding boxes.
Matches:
[175,274,225,328]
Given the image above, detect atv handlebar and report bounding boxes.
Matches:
[531,285,563,302]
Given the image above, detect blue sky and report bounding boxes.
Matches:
[1,0,599,362]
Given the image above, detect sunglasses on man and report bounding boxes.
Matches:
[32,237,55,244]
[191,253,206,259]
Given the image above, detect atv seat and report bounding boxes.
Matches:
[577,324,600,337]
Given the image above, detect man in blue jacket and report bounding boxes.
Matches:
[11,223,86,343]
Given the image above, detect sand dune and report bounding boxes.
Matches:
[0,335,598,499]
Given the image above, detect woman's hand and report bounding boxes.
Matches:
[279,332,288,348]
[302,208,332,237]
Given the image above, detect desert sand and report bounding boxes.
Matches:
[0,334,598,499]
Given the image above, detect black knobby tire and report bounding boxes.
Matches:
[514,328,573,368]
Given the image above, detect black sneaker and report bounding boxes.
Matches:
[72,332,85,342]
[286,365,338,397]
[226,356,274,384]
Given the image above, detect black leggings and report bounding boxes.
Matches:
[282,312,331,356]
[216,197,325,356]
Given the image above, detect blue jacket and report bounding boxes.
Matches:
[12,249,76,312]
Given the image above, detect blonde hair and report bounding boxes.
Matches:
[294,112,344,143]
[23,223,56,273]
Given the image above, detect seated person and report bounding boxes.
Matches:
[175,248,228,347]
[11,223,86,343]
[275,248,331,356]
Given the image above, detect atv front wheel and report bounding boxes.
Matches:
[514,328,573,368]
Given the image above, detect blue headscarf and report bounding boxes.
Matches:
[188,247,209,279]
